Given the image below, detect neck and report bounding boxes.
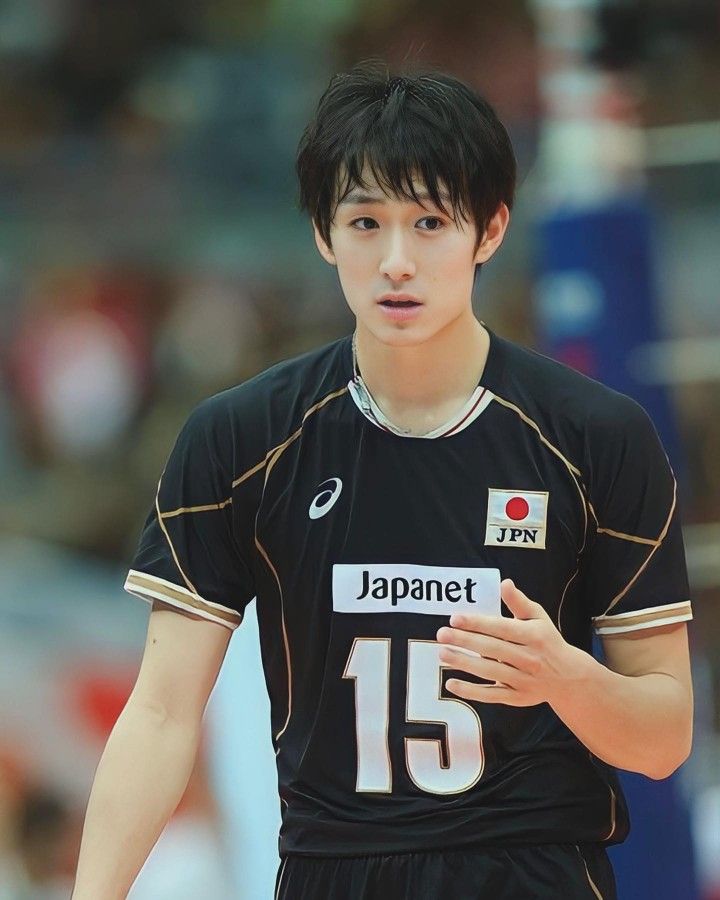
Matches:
[353,313,490,411]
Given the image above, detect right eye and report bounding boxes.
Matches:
[350,217,378,230]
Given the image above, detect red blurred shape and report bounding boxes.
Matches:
[69,670,135,741]
[557,342,598,377]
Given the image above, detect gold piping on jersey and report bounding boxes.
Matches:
[265,385,350,482]
[233,455,272,490]
[491,393,589,632]
[576,845,605,900]
[586,498,600,528]
[605,785,617,842]
[161,498,233,519]
[587,747,618,847]
[234,385,347,494]
[593,600,692,635]
[274,858,288,900]
[154,471,199,596]
[596,526,659,547]
[557,564,582,633]
[564,474,660,548]
[124,570,241,627]
[491,395,584,478]
[158,386,350,519]
[255,534,292,743]
[600,473,677,617]
[254,384,351,747]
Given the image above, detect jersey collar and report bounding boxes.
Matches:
[347,330,495,439]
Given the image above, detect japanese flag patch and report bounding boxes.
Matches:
[485,489,549,550]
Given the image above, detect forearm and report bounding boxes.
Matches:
[72,696,202,900]
[549,647,692,779]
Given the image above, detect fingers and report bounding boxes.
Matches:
[500,578,540,621]
[437,626,513,655]
[438,645,526,687]
[446,612,524,642]
[436,627,536,673]
[445,679,520,705]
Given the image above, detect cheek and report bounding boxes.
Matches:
[425,242,476,284]
[435,236,476,266]
[334,242,374,284]
[334,261,368,311]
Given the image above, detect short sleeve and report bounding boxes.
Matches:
[582,398,692,636]
[124,397,256,630]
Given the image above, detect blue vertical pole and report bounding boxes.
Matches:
[530,1,698,895]
[535,195,698,900]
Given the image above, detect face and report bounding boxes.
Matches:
[313,172,509,348]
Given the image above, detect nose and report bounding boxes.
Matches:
[379,228,416,282]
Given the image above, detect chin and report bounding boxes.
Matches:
[360,320,428,347]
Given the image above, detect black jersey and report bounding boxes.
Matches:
[124,327,692,857]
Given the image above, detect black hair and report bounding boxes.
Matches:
[296,60,517,254]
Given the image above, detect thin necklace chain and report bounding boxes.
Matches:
[351,331,417,435]
[351,330,486,438]
[351,331,359,379]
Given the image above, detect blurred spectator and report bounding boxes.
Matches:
[0,750,26,881]
[0,787,75,900]
[5,267,157,463]
[157,272,264,392]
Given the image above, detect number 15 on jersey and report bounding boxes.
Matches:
[343,637,485,796]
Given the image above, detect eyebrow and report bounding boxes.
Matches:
[338,190,451,207]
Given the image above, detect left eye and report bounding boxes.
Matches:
[417,217,444,231]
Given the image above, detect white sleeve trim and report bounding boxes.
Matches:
[595,613,692,635]
[124,569,243,631]
[592,600,692,635]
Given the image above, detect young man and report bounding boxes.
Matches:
[72,64,693,899]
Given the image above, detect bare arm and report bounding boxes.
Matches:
[71,603,232,900]
[437,580,694,780]
[591,621,693,776]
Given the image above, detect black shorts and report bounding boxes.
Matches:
[274,843,616,900]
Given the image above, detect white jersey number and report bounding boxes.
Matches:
[342,638,484,795]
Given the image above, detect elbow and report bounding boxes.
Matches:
[645,688,694,780]
[644,731,693,781]
[645,758,686,781]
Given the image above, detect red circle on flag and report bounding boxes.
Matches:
[505,497,529,521]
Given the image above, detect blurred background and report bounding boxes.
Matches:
[0,0,718,897]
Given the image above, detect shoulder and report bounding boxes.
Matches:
[216,333,348,417]
[490,333,654,448]
[181,334,351,458]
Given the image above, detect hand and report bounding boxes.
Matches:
[436,578,584,707]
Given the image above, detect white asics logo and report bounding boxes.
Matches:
[308,477,343,520]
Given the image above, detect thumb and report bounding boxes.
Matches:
[500,578,537,620]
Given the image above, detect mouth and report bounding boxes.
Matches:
[377,295,424,321]
[378,294,423,308]
[379,299,421,308]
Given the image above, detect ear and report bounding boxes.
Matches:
[473,202,511,266]
[313,223,337,267]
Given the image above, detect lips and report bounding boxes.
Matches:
[378,294,422,307]
[377,296,424,321]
